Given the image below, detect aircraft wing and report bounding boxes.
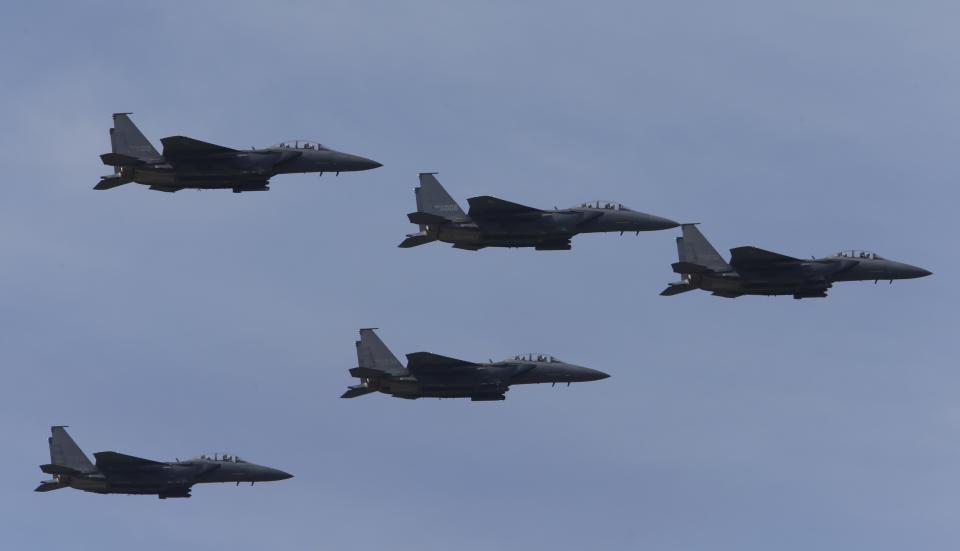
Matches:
[94,451,165,470]
[467,196,542,217]
[160,135,238,157]
[405,352,477,372]
[729,246,802,269]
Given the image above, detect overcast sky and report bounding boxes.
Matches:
[1,1,957,550]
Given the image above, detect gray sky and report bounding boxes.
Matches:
[1,1,957,549]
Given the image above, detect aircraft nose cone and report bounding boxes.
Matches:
[897,263,933,279]
[352,155,382,171]
[574,366,610,382]
[640,213,680,231]
[263,468,294,481]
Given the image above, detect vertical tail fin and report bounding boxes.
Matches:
[414,173,469,225]
[48,426,95,474]
[356,329,408,376]
[110,113,162,162]
[675,224,731,272]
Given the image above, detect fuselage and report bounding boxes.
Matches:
[429,207,678,249]
[690,253,931,298]
[53,457,292,496]
[121,146,380,191]
[363,358,609,400]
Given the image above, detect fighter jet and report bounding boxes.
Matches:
[35,426,292,499]
[96,113,381,193]
[341,328,609,401]
[661,224,932,299]
[398,173,679,250]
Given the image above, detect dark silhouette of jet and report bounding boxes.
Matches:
[35,427,292,499]
[341,329,609,401]
[96,113,380,193]
[662,224,932,299]
[399,173,678,250]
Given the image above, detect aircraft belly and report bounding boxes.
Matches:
[68,477,110,493]
[388,379,499,399]
[699,275,745,294]
[131,169,177,186]
[438,228,482,244]
[702,276,824,296]
[381,380,421,396]
[72,477,162,495]
[416,389,478,398]
[134,167,269,189]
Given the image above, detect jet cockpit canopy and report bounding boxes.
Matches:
[575,200,633,211]
[196,453,247,463]
[835,250,885,260]
[510,353,562,363]
[271,140,328,151]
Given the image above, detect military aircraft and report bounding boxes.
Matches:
[96,113,381,193]
[341,328,609,401]
[661,224,932,299]
[399,173,679,250]
[35,426,292,499]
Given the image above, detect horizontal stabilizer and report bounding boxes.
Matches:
[161,135,237,157]
[34,481,66,493]
[94,176,130,191]
[671,261,712,274]
[398,233,436,248]
[467,195,541,217]
[729,246,801,268]
[407,212,450,225]
[100,153,144,166]
[40,463,81,476]
[94,451,164,470]
[660,283,696,296]
[349,366,389,379]
[341,386,377,399]
[406,351,475,371]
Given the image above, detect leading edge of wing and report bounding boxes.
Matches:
[466,195,542,217]
[729,246,802,267]
[405,352,477,371]
[160,135,238,157]
[93,451,165,469]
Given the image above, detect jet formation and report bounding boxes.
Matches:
[399,173,679,250]
[662,224,932,299]
[35,427,292,499]
[341,329,609,401]
[96,113,381,193]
